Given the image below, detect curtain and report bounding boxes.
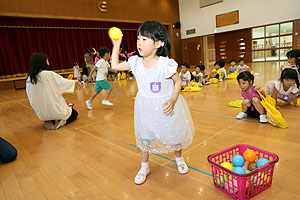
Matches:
[0,16,139,78]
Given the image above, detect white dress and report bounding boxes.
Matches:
[128,56,194,154]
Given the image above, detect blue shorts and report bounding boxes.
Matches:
[95,79,112,92]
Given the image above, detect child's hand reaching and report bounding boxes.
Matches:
[110,34,123,47]
[254,86,263,93]
[162,99,176,116]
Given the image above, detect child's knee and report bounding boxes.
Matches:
[252,97,260,104]
[242,99,250,105]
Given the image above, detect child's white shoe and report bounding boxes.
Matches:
[54,120,66,130]
[102,99,113,106]
[219,78,223,82]
[236,112,247,119]
[44,121,55,130]
[85,100,92,110]
[260,114,268,123]
[134,167,150,184]
[175,156,189,174]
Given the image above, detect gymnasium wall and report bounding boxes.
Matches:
[0,0,182,64]
[0,0,179,24]
[179,0,300,39]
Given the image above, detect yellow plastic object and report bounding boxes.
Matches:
[210,78,219,84]
[67,74,73,80]
[182,82,202,92]
[108,27,122,40]
[290,99,300,106]
[228,99,243,108]
[227,71,238,79]
[257,91,288,128]
[120,72,127,80]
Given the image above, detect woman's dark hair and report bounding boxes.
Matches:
[237,71,254,84]
[28,52,50,84]
[286,49,300,73]
[182,62,190,69]
[280,68,299,88]
[238,58,244,62]
[99,46,110,57]
[137,21,171,57]
[230,59,236,63]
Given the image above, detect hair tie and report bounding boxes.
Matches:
[161,42,165,47]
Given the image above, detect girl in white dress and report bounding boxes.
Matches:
[110,21,195,184]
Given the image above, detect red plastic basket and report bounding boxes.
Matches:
[207,144,279,200]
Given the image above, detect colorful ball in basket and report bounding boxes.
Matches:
[232,155,245,167]
[257,158,270,168]
[248,162,257,171]
[220,162,233,171]
[242,161,249,170]
[243,149,257,162]
[108,27,122,40]
[232,167,246,174]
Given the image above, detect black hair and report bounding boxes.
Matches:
[137,21,171,57]
[27,52,50,84]
[73,60,78,66]
[81,63,87,68]
[99,46,110,58]
[85,48,92,56]
[182,62,190,69]
[280,68,299,88]
[199,64,205,70]
[238,58,244,62]
[237,71,254,84]
[286,49,300,73]
[214,60,225,68]
[195,65,201,69]
[230,59,237,63]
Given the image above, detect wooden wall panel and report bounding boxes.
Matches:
[0,0,179,24]
[215,28,251,64]
[182,36,203,66]
[293,19,300,49]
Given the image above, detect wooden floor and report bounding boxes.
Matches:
[0,62,299,200]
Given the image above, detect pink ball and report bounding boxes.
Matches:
[242,161,249,170]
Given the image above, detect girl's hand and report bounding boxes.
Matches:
[110,34,123,46]
[162,99,176,116]
[254,86,263,93]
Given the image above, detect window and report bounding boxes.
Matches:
[266,24,279,37]
[252,27,264,38]
[252,21,293,62]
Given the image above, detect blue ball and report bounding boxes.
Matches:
[232,155,245,167]
[232,167,246,174]
[257,158,270,168]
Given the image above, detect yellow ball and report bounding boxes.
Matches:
[108,27,122,40]
[220,162,233,171]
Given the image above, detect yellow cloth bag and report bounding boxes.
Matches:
[228,99,243,108]
[209,78,219,84]
[257,91,288,128]
[226,71,238,79]
[182,82,202,92]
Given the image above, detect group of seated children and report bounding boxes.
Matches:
[235,49,300,123]
[179,63,210,88]
[179,58,251,89]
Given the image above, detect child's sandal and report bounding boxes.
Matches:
[175,157,189,174]
[134,168,150,185]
